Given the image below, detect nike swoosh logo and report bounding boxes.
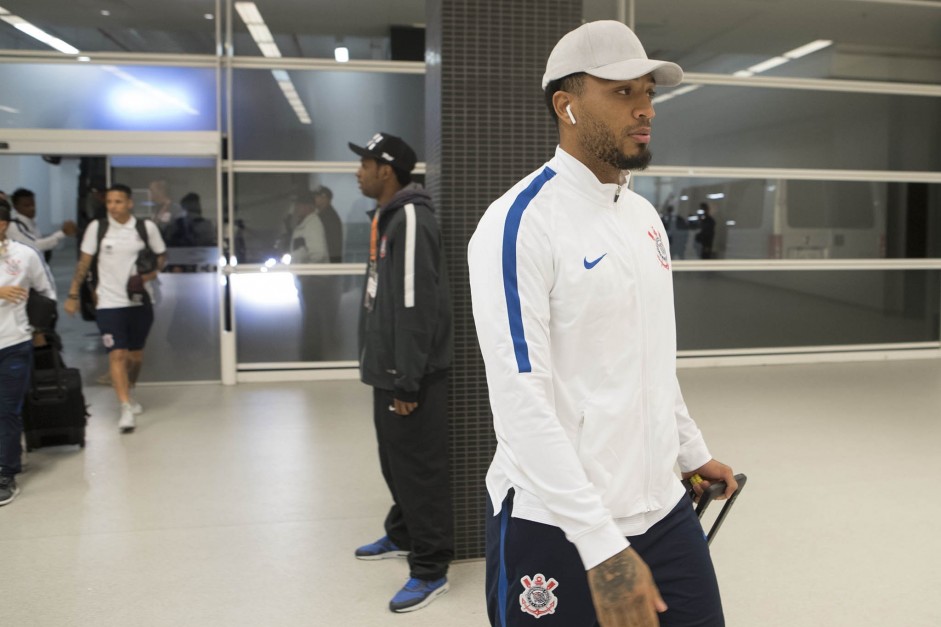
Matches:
[583,253,607,269]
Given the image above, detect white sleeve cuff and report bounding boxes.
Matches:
[678,432,712,473]
[569,518,630,571]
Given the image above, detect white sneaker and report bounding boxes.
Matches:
[128,401,143,415]
[119,403,136,433]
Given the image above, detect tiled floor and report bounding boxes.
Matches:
[2,358,940,626]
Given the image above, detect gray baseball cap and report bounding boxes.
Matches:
[542,20,683,89]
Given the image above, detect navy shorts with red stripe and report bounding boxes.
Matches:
[486,489,724,627]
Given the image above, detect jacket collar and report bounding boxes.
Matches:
[11,210,37,231]
[548,146,632,207]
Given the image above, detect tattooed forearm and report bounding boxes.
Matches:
[70,256,93,293]
[588,548,640,605]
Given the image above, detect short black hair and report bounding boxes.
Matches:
[368,158,411,188]
[11,188,34,204]
[0,202,10,222]
[391,166,411,187]
[544,72,586,124]
[107,183,133,198]
[181,192,202,215]
[312,185,333,200]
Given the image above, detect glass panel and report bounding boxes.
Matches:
[231,1,425,60]
[675,270,941,351]
[0,64,217,131]
[634,177,941,260]
[233,172,414,264]
[110,156,221,381]
[633,0,941,84]
[233,273,364,363]
[0,1,217,54]
[648,86,941,171]
[232,70,424,161]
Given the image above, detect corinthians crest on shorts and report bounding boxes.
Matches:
[519,573,559,618]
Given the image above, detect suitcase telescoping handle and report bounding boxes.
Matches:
[684,473,748,546]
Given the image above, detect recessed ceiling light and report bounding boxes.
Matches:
[204,13,214,20]
[101,10,110,16]
[334,46,349,63]
[78,55,90,62]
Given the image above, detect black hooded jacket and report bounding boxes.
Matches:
[358,186,452,401]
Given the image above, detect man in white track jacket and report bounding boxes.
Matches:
[470,21,737,627]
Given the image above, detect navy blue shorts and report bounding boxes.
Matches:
[486,491,724,627]
[96,305,154,352]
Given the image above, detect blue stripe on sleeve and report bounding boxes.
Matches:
[502,166,556,374]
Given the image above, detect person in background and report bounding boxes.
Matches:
[469,21,736,627]
[7,188,77,262]
[149,179,182,239]
[696,201,716,259]
[312,185,344,264]
[0,202,57,506]
[349,132,454,613]
[63,184,166,434]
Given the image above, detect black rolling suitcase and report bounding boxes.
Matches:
[22,342,88,451]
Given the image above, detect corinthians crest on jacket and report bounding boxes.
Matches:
[648,226,670,270]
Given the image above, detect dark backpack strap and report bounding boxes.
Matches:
[135,218,157,252]
[95,218,109,254]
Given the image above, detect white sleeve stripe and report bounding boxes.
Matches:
[404,203,416,309]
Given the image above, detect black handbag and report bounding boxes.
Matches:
[26,289,58,333]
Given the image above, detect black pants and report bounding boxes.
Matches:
[486,490,724,627]
[372,370,454,580]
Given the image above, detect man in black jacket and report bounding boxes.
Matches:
[348,132,454,613]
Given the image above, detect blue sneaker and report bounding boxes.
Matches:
[354,536,409,560]
[389,577,449,613]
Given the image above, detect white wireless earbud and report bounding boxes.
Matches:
[566,104,577,125]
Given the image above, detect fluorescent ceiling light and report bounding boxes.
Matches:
[204,13,214,20]
[746,56,789,74]
[707,193,725,200]
[0,9,80,55]
[270,70,312,125]
[246,23,274,44]
[101,10,110,16]
[0,104,19,113]
[733,70,754,78]
[783,39,832,60]
[235,2,309,124]
[234,2,264,25]
[78,55,90,62]
[257,43,281,58]
[334,46,349,63]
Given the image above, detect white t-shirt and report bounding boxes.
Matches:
[0,239,57,350]
[290,212,328,263]
[80,216,166,310]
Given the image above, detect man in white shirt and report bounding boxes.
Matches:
[0,203,57,506]
[469,22,736,627]
[289,192,329,264]
[63,184,166,434]
[7,188,77,261]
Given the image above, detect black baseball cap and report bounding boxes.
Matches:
[348,132,417,174]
